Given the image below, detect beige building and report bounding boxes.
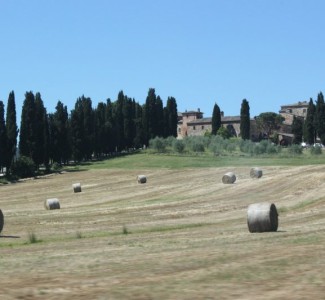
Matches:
[177,109,259,140]
[279,101,309,125]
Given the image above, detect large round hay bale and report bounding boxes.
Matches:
[250,167,263,178]
[72,183,82,193]
[44,198,60,210]
[222,172,236,184]
[247,202,278,233]
[0,209,4,234]
[137,175,147,184]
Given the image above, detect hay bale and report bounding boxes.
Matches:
[44,198,60,210]
[137,175,147,184]
[0,209,4,234]
[72,183,82,193]
[222,172,236,184]
[250,167,263,178]
[247,202,278,233]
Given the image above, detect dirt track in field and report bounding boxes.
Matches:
[0,165,324,299]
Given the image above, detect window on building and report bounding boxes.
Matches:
[193,126,196,130]
[202,125,204,130]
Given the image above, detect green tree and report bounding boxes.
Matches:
[315,92,325,144]
[0,101,6,172]
[143,88,158,144]
[217,126,230,139]
[303,98,316,145]
[255,112,284,139]
[211,103,221,135]
[240,99,250,140]
[291,116,304,144]
[94,102,107,158]
[164,96,178,137]
[5,91,18,173]
[19,91,37,160]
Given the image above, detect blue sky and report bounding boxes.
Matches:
[1,0,325,122]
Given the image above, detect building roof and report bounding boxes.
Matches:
[280,101,308,108]
[187,116,241,125]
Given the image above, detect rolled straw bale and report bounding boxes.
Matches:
[137,175,147,184]
[72,183,82,193]
[44,198,60,210]
[0,209,4,234]
[247,202,278,233]
[222,172,236,184]
[250,167,263,179]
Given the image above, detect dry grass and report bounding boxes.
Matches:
[0,165,324,299]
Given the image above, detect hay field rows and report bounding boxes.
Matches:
[0,164,324,299]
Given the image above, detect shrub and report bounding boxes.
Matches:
[149,137,167,153]
[173,139,185,153]
[288,144,303,155]
[12,156,36,178]
[310,145,322,155]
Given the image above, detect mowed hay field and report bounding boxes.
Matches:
[0,160,325,299]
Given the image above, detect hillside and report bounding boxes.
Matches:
[0,161,324,299]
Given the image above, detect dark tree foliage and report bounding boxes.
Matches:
[49,101,70,164]
[143,88,157,144]
[164,96,178,137]
[155,96,164,137]
[34,93,49,167]
[315,92,325,144]
[123,96,135,149]
[133,102,144,148]
[5,91,18,173]
[19,91,37,160]
[240,99,250,140]
[94,102,107,158]
[70,95,94,161]
[211,103,221,135]
[105,99,115,153]
[0,101,6,172]
[303,98,316,145]
[114,91,125,151]
[292,116,304,144]
[255,112,284,139]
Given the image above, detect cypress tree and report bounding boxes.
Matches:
[34,93,47,167]
[315,92,325,144]
[94,102,107,158]
[19,91,37,160]
[240,99,250,140]
[165,96,178,137]
[143,88,157,144]
[292,116,304,144]
[0,101,6,172]
[211,103,221,135]
[5,91,18,173]
[303,98,316,145]
[155,96,164,137]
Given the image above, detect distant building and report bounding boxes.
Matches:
[177,109,259,140]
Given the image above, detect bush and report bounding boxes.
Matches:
[310,145,322,155]
[149,137,167,153]
[12,156,36,178]
[173,139,185,153]
[288,144,303,155]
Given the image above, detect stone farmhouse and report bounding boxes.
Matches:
[177,109,259,140]
[177,101,309,143]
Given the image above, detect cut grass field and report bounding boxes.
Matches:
[0,152,324,299]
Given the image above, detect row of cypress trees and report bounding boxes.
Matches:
[0,88,178,173]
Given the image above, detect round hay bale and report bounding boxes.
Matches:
[0,209,4,234]
[72,183,82,193]
[222,172,236,184]
[250,167,263,178]
[44,198,60,210]
[247,202,278,233]
[137,175,147,184]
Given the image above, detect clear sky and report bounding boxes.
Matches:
[1,0,325,123]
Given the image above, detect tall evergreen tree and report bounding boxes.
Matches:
[240,99,250,140]
[5,91,18,173]
[94,102,107,158]
[292,116,304,144]
[315,92,325,144]
[19,91,37,160]
[34,93,47,167]
[123,96,135,149]
[164,96,178,137]
[143,88,157,144]
[155,96,164,137]
[211,103,221,135]
[105,99,115,153]
[133,102,144,148]
[0,101,6,172]
[114,91,125,151]
[303,98,316,144]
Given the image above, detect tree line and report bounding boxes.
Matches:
[0,88,178,174]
